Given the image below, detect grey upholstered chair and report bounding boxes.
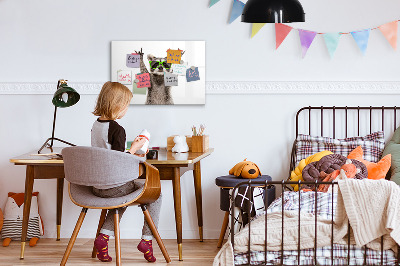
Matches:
[60,146,171,265]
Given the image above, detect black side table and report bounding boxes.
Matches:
[215,175,275,248]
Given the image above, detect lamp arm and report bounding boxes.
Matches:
[50,105,57,148]
[50,79,61,148]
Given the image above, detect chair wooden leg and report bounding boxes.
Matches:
[91,209,108,258]
[217,211,230,248]
[60,208,88,266]
[141,205,171,263]
[114,210,121,266]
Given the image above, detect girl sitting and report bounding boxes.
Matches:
[91,81,161,263]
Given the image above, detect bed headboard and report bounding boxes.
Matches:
[290,106,400,179]
[295,106,399,138]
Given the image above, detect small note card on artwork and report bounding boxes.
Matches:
[171,63,187,76]
[186,67,200,82]
[164,72,179,86]
[126,53,140,68]
[136,73,151,88]
[166,49,183,64]
[117,70,132,85]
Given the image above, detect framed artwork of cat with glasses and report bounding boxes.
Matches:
[111,41,205,105]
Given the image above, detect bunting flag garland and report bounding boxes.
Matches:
[251,23,266,38]
[229,0,245,24]
[209,0,220,7]
[323,33,341,58]
[378,21,398,50]
[351,29,370,55]
[275,23,293,49]
[298,30,317,58]
[207,4,400,58]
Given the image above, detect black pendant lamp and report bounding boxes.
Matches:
[242,0,305,23]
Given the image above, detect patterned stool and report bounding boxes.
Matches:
[215,175,275,248]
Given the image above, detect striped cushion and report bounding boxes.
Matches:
[1,217,40,240]
[295,131,385,167]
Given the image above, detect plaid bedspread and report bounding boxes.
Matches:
[234,191,397,265]
[234,244,397,265]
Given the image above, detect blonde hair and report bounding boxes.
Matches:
[93,82,133,120]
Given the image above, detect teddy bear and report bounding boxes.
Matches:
[172,135,189,153]
[229,159,261,179]
[1,192,44,247]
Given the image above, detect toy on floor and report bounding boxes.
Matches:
[229,159,261,179]
[1,192,44,247]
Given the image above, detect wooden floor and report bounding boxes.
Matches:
[0,239,221,265]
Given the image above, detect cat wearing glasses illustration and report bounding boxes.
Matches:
[135,48,184,105]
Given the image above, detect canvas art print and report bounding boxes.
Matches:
[111,41,205,105]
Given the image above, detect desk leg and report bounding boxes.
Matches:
[20,165,34,259]
[56,178,64,241]
[193,161,203,242]
[172,167,183,261]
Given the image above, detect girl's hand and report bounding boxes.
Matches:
[134,148,149,157]
[129,137,147,155]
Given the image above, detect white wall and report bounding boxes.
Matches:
[1,0,400,240]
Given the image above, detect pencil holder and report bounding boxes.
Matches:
[191,135,209,153]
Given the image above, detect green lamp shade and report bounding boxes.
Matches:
[52,84,80,108]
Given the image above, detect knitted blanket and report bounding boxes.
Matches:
[335,178,399,251]
[214,179,400,266]
[213,211,341,266]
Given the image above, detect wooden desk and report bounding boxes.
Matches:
[10,147,213,261]
[9,148,64,260]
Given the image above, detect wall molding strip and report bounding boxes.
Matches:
[0,81,399,95]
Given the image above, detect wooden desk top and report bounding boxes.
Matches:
[147,148,213,165]
[10,147,214,166]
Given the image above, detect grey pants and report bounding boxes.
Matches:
[92,180,162,240]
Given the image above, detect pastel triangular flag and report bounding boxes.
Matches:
[323,33,341,58]
[251,23,266,38]
[229,0,245,24]
[275,23,293,49]
[351,29,370,55]
[298,29,317,58]
[378,21,397,50]
[209,0,220,7]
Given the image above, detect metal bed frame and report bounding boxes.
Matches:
[230,106,400,266]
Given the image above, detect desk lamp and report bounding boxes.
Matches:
[241,0,305,23]
[38,79,80,154]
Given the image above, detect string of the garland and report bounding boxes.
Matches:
[278,20,400,35]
